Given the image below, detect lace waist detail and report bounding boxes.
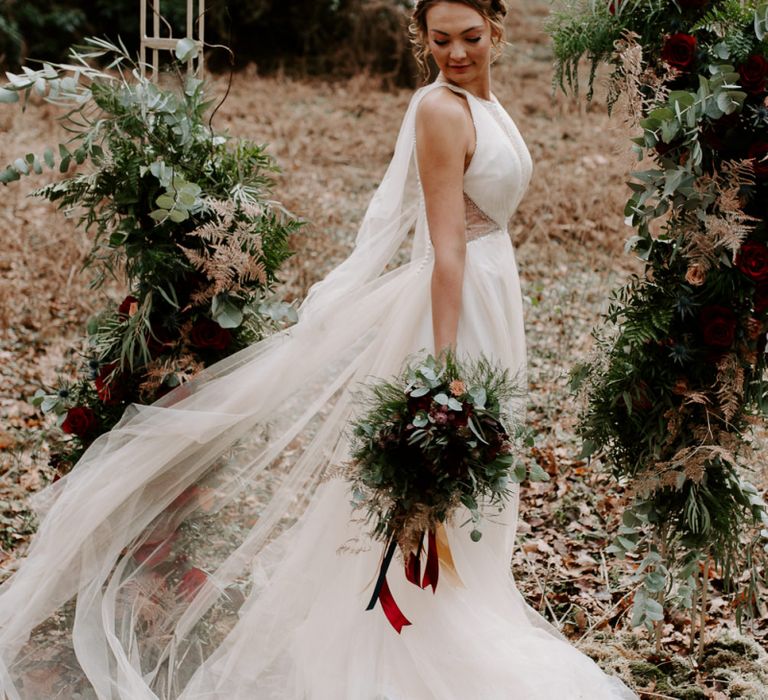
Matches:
[464,192,503,242]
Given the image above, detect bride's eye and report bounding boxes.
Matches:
[466,37,481,43]
[433,40,448,46]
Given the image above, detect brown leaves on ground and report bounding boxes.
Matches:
[0,0,766,696]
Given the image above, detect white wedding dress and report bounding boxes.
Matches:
[0,76,639,699]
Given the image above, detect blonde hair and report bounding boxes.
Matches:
[409,0,508,80]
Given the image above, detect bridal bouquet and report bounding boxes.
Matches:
[345,351,543,632]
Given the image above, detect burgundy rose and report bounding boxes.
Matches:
[747,142,768,178]
[754,285,768,315]
[178,567,207,602]
[118,295,139,318]
[662,34,698,71]
[94,361,126,405]
[447,403,473,428]
[189,318,232,351]
[654,136,686,157]
[407,393,432,415]
[134,537,175,568]
[699,305,737,348]
[146,325,176,358]
[736,241,768,282]
[61,406,98,438]
[737,55,768,95]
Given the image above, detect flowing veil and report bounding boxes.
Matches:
[0,78,470,698]
[0,73,622,699]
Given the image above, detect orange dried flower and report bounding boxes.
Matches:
[449,379,466,397]
[685,264,706,286]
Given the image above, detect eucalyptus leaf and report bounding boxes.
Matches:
[0,88,19,103]
[212,298,244,329]
[447,397,463,411]
[757,2,768,40]
[156,194,176,209]
[175,38,200,62]
[528,462,550,482]
[168,208,188,223]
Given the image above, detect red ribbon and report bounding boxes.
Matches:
[405,550,420,585]
[367,528,441,633]
[379,578,412,633]
[404,531,424,586]
[421,529,439,593]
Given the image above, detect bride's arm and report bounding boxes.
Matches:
[415,92,471,357]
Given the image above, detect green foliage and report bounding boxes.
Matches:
[551,0,768,638]
[3,38,301,474]
[347,350,540,549]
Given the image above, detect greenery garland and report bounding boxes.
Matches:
[548,0,768,646]
[0,38,301,473]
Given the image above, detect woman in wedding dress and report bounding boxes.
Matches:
[0,1,640,698]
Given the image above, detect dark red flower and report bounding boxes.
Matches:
[447,403,473,428]
[118,295,139,318]
[699,305,737,348]
[736,241,768,282]
[189,318,232,351]
[61,406,98,438]
[171,485,200,511]
[134,537,175,568]
[146,325,176,358]
[754,285,768,315]
[178,567,207,601]
[406,393,432,415]
[94,361,126,405]
[747,142,768,178]
[662,33,698,71]
[737,55,768,95]
[607,0,620,14]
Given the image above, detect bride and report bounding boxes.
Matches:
[0,1,640,698]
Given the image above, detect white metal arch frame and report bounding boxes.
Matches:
[140,0,205,81]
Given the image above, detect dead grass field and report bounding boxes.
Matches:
[1,1,767,697]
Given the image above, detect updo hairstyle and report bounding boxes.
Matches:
[409,0,508,78]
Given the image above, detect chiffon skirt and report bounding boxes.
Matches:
[0,232,638,699]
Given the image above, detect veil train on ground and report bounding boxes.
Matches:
[0,78,639,700]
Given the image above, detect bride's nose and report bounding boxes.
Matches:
[449,43,468,61]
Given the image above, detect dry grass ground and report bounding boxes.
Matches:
[0,1,767,697]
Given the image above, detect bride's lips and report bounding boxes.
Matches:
[449,64,472,73]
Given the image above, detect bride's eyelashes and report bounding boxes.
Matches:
[433,37,482,46]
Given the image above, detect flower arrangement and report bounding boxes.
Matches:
[344,351,547,632]
[1,38,301,474]
[549,0,768,650]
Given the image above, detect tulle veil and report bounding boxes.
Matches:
[0,77,487,698]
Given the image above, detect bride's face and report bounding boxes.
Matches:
[424,2,494,85]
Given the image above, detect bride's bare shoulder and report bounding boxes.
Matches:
[416,85,469,121]
[415,86,472,146]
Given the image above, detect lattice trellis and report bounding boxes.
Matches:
[140,0,205,81]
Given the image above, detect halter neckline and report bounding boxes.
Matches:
[434,74,496,105]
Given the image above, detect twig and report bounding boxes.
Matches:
[576,586,638,645]
[519,546,562,629]
[689,564,699,655]
[697,554,710,664]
